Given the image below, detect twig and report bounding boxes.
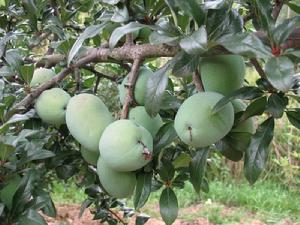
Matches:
[94,75,101,93]
[250,58,275,91]
[193,68,204,92]
[28,32,51,49]
[125,33,134,45]
[121,59,142,119]
[83,65,117,82]
[75,69,81,93]
[107,208,127,225]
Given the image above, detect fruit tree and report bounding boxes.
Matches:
[0,0,300,224]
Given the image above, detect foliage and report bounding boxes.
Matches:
[0,0,300,225]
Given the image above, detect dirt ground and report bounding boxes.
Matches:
[44,204,299,225]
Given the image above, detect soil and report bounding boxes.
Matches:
[44,204,299,225]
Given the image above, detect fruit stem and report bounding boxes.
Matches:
[188,126,193,142]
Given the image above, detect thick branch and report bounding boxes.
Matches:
[121,59,142,119]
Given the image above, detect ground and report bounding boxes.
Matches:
[44,204,300,225]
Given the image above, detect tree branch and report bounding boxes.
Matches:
[121,59,142,119]
[193,68,204,92]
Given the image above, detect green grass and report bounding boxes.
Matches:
[51,179,300,223]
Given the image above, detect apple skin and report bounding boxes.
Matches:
[129,106,163,137]
[200,55,245,96]
[99,119,153,172]
[231,99,255,134]
[35,88,71,127]
[66,93,113,153]
[97,157,136,198]
[30,68,56,88]
[174,92,234,148]
[81,146,99,166]
[118,67,153,106]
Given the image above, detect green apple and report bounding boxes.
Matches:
[174,92,234,148]
[129,106,163,137]
[201,55,245,96]
[30,68,56,87]
[118,67,153,105]
[97,157,136,198]
[81,146,99,166]
[99,119,153,172]
[66,93,113,153]
[35,88,71,127]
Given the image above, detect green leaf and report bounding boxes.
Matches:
[175,0,205,26]
[286,110,300,129]
[272,16,300,46]
[159,161,175,182]
[189,148,210,194]
[253,0,273,32]
[212,87,264,115]
[265,56,295,92]
[5,49,23,70]
[102,0,120,4]
[111,6,129,23]
[109,22,143,49]
[0,203,4,216]
[19,64,34,84]
[26,150,55,161]
[134,171,153,210]
[159,188,178,225]
[244,117,274,184]
[180,26,207,55]
[172,52,199,77]
[242,96,267,119]
[23,0,38,31]
[219,33,272,59]
[0,79,4,101]
[265,93,288,118]
[288,2,300,14]
[154,121,177,154]
[68,23,107,65]
[0,142,15,160]
[17,209,47,225]
[149,31,179,45]
[204,0,227,9]
[135,214,150,225]
[145,60,174,117]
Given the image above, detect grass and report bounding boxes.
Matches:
[51,178,300,224]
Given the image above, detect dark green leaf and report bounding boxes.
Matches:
[26,150,55,161]
[149,31,179,45]
[174,0,205,26]
[79,199,93,218]
[159,188,178,225]
[242,96,267,119]
[17,209,47,225]
[288,2,300,14]
[180,26,207,55]
[0,203,4,216]
[189,148,210,193]
[244,117,274,184]
[286,110,300,129]
[145,60,174,117]
[23,0,38,31]
[218,33,271,59]
[265,93,288,118]
[0,79,4,101]
[135,214,150,225]
[272,16,300,46]
[159,161,175,182]
[68,23,107,65]
[253,0,273,32]
[212,87,264,115]
[20,64,34,84]
[134,171,153,210]
[265,56,295,92]
[172,52,199,77]
[109,22,143,49]
[154,122,177,154]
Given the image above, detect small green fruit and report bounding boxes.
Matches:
[97,157,136,198]
[35,88,71,127]
[201,55,245,96]
[81,146,99,166]
[66,94,113,153]
[99,119,153,172]
[118,67,153,105]
[129,106,163,137]
[174,92,234,148]
[231,99,255,134]
[30,68,56,87]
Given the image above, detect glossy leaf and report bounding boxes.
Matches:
[134,171,153,210]
[17,209,47,225]
[174,0,205,26]
[189,148,210,194]
[265,93,288,118]
[20,64,34,84]
[159,161,175,182]
[265,56,295,92]
[172,52,199,77]
[159,188,178,225]
[242,96,267,119]
[111,6,129,23]
[180,26,207,55]
[286,110,300,129]
[68,23,107,65]
[244,117,274,184]
[154,121,178,154]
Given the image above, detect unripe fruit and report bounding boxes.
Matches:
[35,88,71,127]
[30,68,56,87]
[118,67,153,105]
[66,94,113,153]
[231,99,255,134]
[99,120,153,172]
[81,146,99,166]
[201,55,245,96]
[129,106,163,137]
[97,157,136,198]
[174,92,234,148]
